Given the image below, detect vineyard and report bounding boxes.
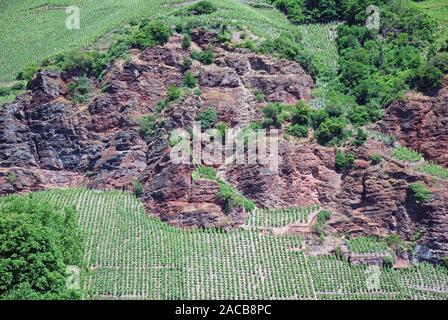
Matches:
[246,206,320,228]
[23,188,448,300]
[0,0,339,86]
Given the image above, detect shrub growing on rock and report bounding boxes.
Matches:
[291,101,312,126]
[167,85,181,101]
[335,150,355,172]
[197,107,217,130]
[128,20,171,50]
[314,117,347,146]
[66,75,91,103]
[352,128,367,146]
[183,71,197,88]
[286,124,308,138]
[61,49,99,75]
[262,102,284,128]
[181,58,192,72]
[191,50,215,65]
[182,34,192,49]
[0,86,12,97]
[441,256,448,269]
[133,180,143,197]
[408,182,432,204]
[17,64,39,81]
[370,153,382,165]
[310,108,329,129]
[139,115,156,140]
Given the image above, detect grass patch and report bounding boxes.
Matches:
[417,162,448,180]
[408,182,432,204]
[392,146,424,163]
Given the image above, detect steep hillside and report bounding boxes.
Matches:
[1,0,448,301]
[22,188,448,300]
[1,27,447,262]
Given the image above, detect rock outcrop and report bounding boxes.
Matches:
[380,78,448,167]
[0,30,447,259]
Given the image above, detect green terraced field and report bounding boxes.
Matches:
[14,188,448,300]
[0,0,339,84]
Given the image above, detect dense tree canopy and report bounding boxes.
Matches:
[0,195,83,299]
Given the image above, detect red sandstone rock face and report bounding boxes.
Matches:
[380,79,448,167]
[0,30,447,259]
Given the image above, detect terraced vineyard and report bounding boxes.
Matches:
[0,0,339,83]
[247,206,320,228]
[347,237,390,255]
[24,188,448,300]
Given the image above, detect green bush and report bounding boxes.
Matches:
[58,49,110,78]
[193,165,255,214]
[408,182,432,204]
[382,255,395,268]
[286,124,308,138]
[217,30,231,44]
[0,195,83,299]
[263,103,282,127]
[128,20,171,50]
[141,20,172,45]
[370,153,382,165]
[182,34,192,49]
[197,107,217,130]
[66,75,91,103]
[385,234,405,248]
[181,58,192,72]
[191,50,215,65]
[6,173,16,183]
[335,150,355,172]
[262,102,284,128]
[185,0,217,15]
[216,122,229,139]
[417,162,448,180]
[291,101,311,126]
[414,64,444,94]
[12,81,26,91]
[139,115,156,140]
[333,246,345,261]
[314,117,347,146]
[429,52,448,73]
[133,180,143,197]
[310,108,329,129]
[317,210,331,224]
[349,104,383,126]
[167,85,181,101]
[183,71,197,88]
[312,209,331,240]
[253,90,265,102]
[17,64,39,81]
[352,128,367,146]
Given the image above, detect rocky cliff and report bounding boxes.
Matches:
[0,30,447,260]
[380,78,448,167]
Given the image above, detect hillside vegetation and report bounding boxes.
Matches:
[1,0,448,301]
[412,0,448,43]
[15,189,448,300]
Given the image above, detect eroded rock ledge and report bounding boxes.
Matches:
[0,30,447,260]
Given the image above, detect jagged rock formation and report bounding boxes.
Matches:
[0,30,447,260]
[380,78,448,167]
